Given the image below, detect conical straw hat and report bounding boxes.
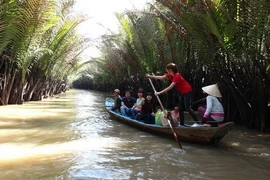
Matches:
[202,84,222,97]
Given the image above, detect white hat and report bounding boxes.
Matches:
[113,89,120,94]
[202,84,222,97]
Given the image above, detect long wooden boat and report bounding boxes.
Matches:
[105,98,234,144]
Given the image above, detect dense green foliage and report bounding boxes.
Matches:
[74,0,270,131]
[0,0,88,104]
[0,0,268,131]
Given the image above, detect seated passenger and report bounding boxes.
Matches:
[120,90,136,117]
[171,105,180,126]
[111,89,121,112]
[131,88,145,119]
[198,84,224,127]
[138,92,156,124]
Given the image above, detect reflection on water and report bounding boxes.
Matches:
[0,89,269,180]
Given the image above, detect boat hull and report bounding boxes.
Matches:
[106,98,233,144]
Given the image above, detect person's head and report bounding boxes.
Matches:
[125,90,131,98]
[113,89,120,96]
[137,88,144,97]
[166,63,178,75]
[173,105,179,112]
[146,92,153,101]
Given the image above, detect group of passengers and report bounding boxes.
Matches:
[111,88,158,124]
[111,63,225,127]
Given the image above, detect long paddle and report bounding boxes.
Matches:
[148,77,183,149]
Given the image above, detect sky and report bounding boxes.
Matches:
[72,0,151,58]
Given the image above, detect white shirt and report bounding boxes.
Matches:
[204,95,224,122]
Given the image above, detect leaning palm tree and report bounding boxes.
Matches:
[0,0,88,104]
[0,0,56,104]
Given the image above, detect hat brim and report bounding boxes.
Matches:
[202,84,222,97]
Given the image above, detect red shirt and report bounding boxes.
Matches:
[166,73,192,94]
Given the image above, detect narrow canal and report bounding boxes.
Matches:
[0,90,269,180]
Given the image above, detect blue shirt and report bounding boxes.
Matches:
[121,97,136,108]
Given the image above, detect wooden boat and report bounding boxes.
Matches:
[105,98,234,144]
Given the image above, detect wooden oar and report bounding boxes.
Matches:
[148,77,183,149]
[191,97,206,106]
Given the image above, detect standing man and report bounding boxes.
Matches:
[147,63,198,126]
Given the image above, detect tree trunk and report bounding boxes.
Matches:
[0,74,7,105]
[24,79,40,102]
[17,82,27,104]
[31,83,45,101]
[4,70,16,105]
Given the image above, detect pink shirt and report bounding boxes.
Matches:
[171,110,180,120]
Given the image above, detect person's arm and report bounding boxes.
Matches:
[121,99,128,109]
[204,96,213,118]
[132,100,137,109]
[116,97,121,108]
[141,98,145,105]
[155,82,176,95]
[111,98,117,110]
[132,97,137,108]
[152,102,157,115]
[121,101,125,107]
[137,98,145,109]
[146,74,167,80]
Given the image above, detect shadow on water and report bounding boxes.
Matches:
[0,89,269,180]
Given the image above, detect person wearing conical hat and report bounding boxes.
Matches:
[198,84,224,126]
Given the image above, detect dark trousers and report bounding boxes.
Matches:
[179,91,198,125]
[141,114,155,124]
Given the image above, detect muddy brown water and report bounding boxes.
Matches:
[0,89,269,180]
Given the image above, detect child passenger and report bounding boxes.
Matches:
[171,105,180,125]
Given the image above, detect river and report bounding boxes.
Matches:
[0,89,269,180]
